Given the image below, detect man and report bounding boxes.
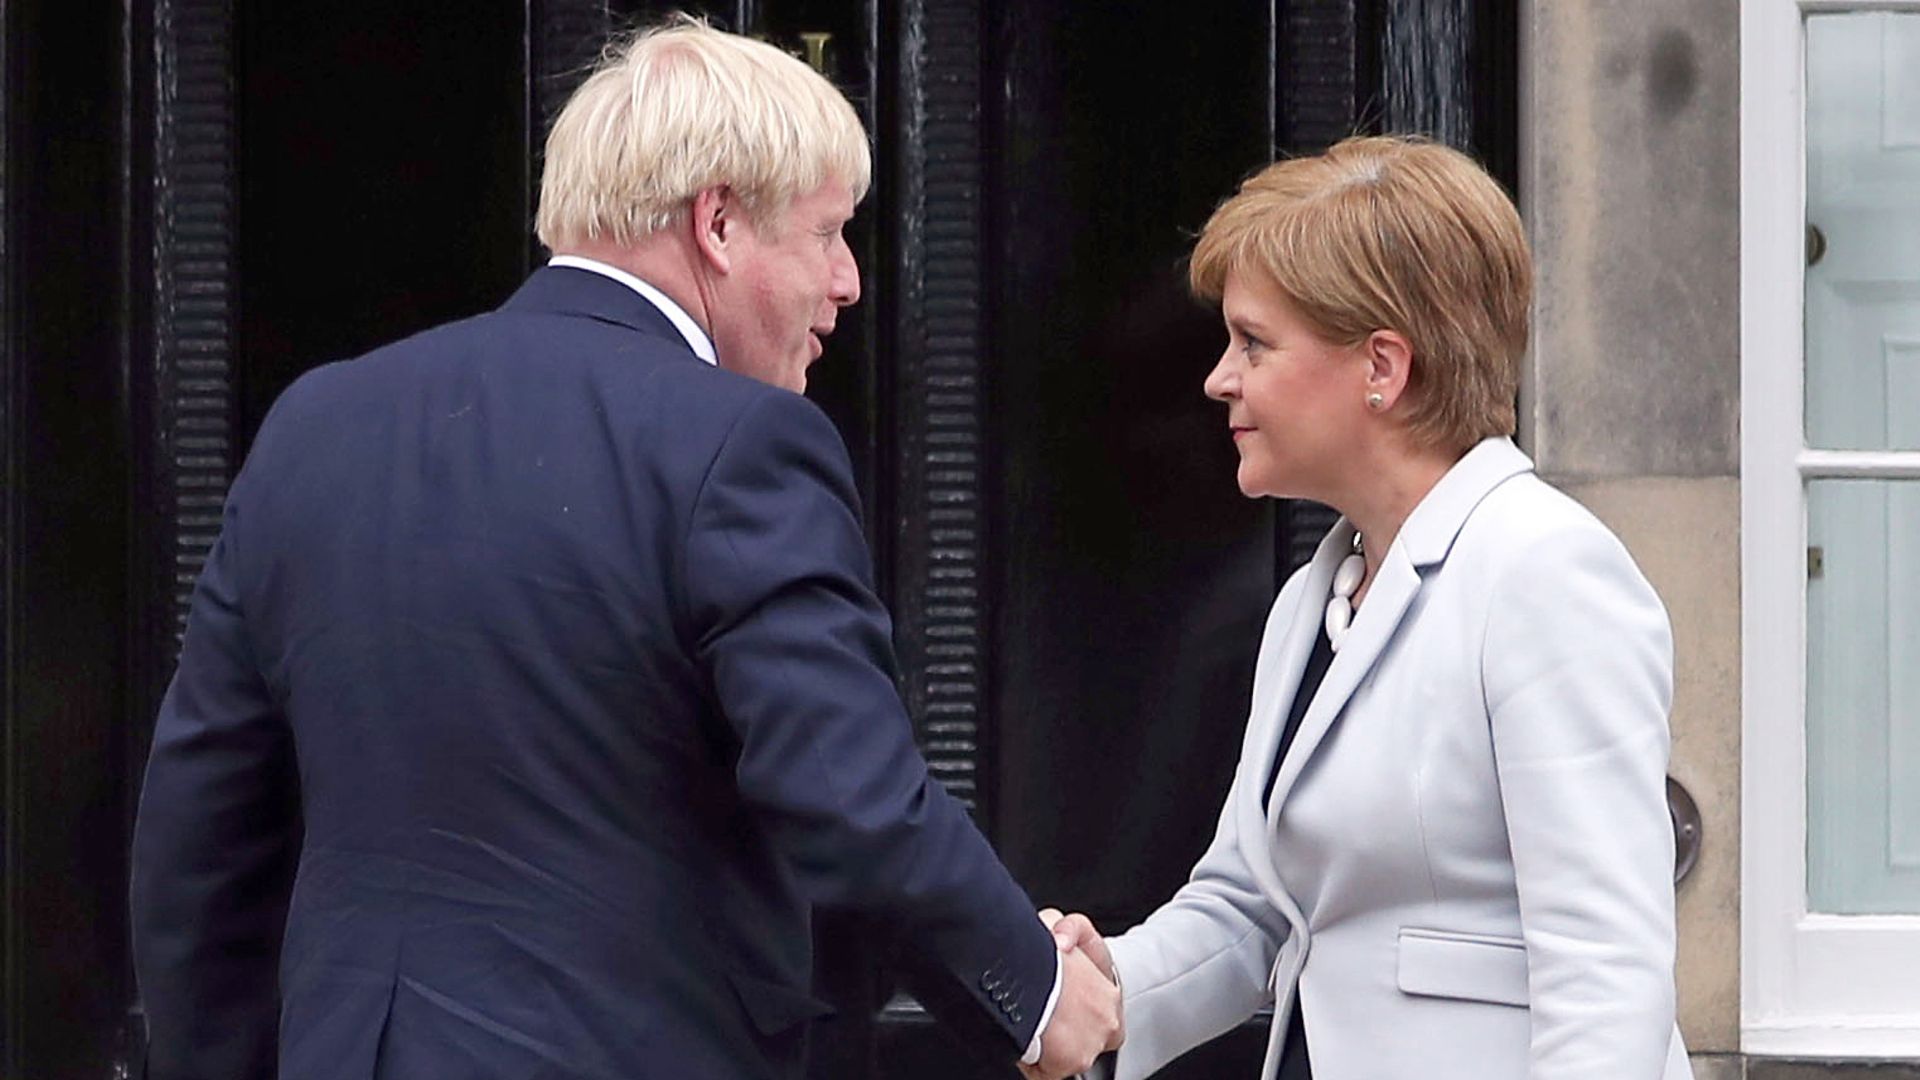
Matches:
[131,18,1119,1080]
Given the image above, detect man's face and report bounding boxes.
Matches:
[710,181,861,392]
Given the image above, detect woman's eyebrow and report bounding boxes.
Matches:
[1224,314,1266,337]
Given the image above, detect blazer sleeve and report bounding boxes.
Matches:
[1098,588,1301,1080]
[130,491,301,1080]
[680,389,1057,1057]
[1482,522,1677,1080]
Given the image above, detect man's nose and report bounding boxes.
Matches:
[831,242,861,307]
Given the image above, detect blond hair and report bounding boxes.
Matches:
[1190,135,1531,451]
[535,16,872,250]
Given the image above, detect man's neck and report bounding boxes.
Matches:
[555,237,713,339]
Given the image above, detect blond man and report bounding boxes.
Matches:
[132,19,1118,1080]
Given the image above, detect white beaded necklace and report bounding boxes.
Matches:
[1324,531,1365,652]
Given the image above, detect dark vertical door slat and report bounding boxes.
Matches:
[150,0,238,687]
[1279,0,1368,154]
[134,8,244,1059]
[4,0,138,1075]
[890,0,991,822]
[1379,0,1474,147]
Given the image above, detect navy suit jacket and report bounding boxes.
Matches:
[130,266,1057,1079]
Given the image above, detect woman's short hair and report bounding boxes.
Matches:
[535,16,872,251]
[1189,135,1531,452]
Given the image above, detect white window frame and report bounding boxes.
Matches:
[1742,0,1920,1057]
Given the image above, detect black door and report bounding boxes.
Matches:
[0,2,1512,1076]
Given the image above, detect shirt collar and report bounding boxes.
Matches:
[546,255,717,366]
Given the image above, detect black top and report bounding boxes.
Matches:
[1264,616,1338,1080]
[1263,618,1336,808]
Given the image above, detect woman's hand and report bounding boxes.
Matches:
[1018,908,1123,1079]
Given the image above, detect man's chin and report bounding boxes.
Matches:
[788,355,816,393]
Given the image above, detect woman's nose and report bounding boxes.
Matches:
[1203,353,1237,402]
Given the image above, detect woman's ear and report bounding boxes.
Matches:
[1363,328,1415,409]
[690,185,735,275]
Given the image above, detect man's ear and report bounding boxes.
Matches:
[1363,327,1415,409]
[690,185,735,275]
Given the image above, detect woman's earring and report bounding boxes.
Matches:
[1366,392,1385,410]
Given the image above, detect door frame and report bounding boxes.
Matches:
[1741,0,1920,1057]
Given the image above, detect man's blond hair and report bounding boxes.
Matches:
[535,16,872,250]
[1189,135,1531,452]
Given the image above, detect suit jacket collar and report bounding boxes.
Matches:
[1245,437,1536,879]
[500,265,698,354]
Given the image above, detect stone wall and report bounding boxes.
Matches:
[1519,0,1744,1062]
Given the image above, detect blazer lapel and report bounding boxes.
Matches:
[1232,524,1347,922]
[1261,436,1537,826]
[1262,528,1421,826]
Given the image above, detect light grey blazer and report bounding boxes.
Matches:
[1096,438,1691,1080]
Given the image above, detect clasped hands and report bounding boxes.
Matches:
[1021,908,1122,1080]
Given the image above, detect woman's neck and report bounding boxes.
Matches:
[1334,440,1463,604]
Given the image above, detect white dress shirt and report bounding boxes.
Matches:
[546,255,717,365]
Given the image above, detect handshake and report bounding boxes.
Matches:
[1024,908,1124,1080]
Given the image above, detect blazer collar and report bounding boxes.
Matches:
[499,265,697,353]
[1395,436,1535,568]
[1248,437,1536,842]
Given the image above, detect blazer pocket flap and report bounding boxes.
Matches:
[1396,928,1529,1008]
[727,970,835,1035]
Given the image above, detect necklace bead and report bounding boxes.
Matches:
[1332,553,1366,597]
[1325,534,1366,653]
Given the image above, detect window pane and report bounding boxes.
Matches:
[1807,479,1920,913]
[1804,12,1920,451]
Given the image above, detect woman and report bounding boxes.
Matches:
[1051,136,1691,1079]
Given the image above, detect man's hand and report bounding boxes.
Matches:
[1021,911,1123,1079]
[1040,908,1115,986]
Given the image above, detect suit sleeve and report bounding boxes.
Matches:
[1097,588,1300,1080]
[1482,523,1677,1080]
[130,492,301,1080]
[681,390,1056,1056]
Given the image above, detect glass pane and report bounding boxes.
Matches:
[1804,13,1920,451]
[1807,479,1920,913]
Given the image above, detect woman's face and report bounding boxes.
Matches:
[1203,270,1367,501]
